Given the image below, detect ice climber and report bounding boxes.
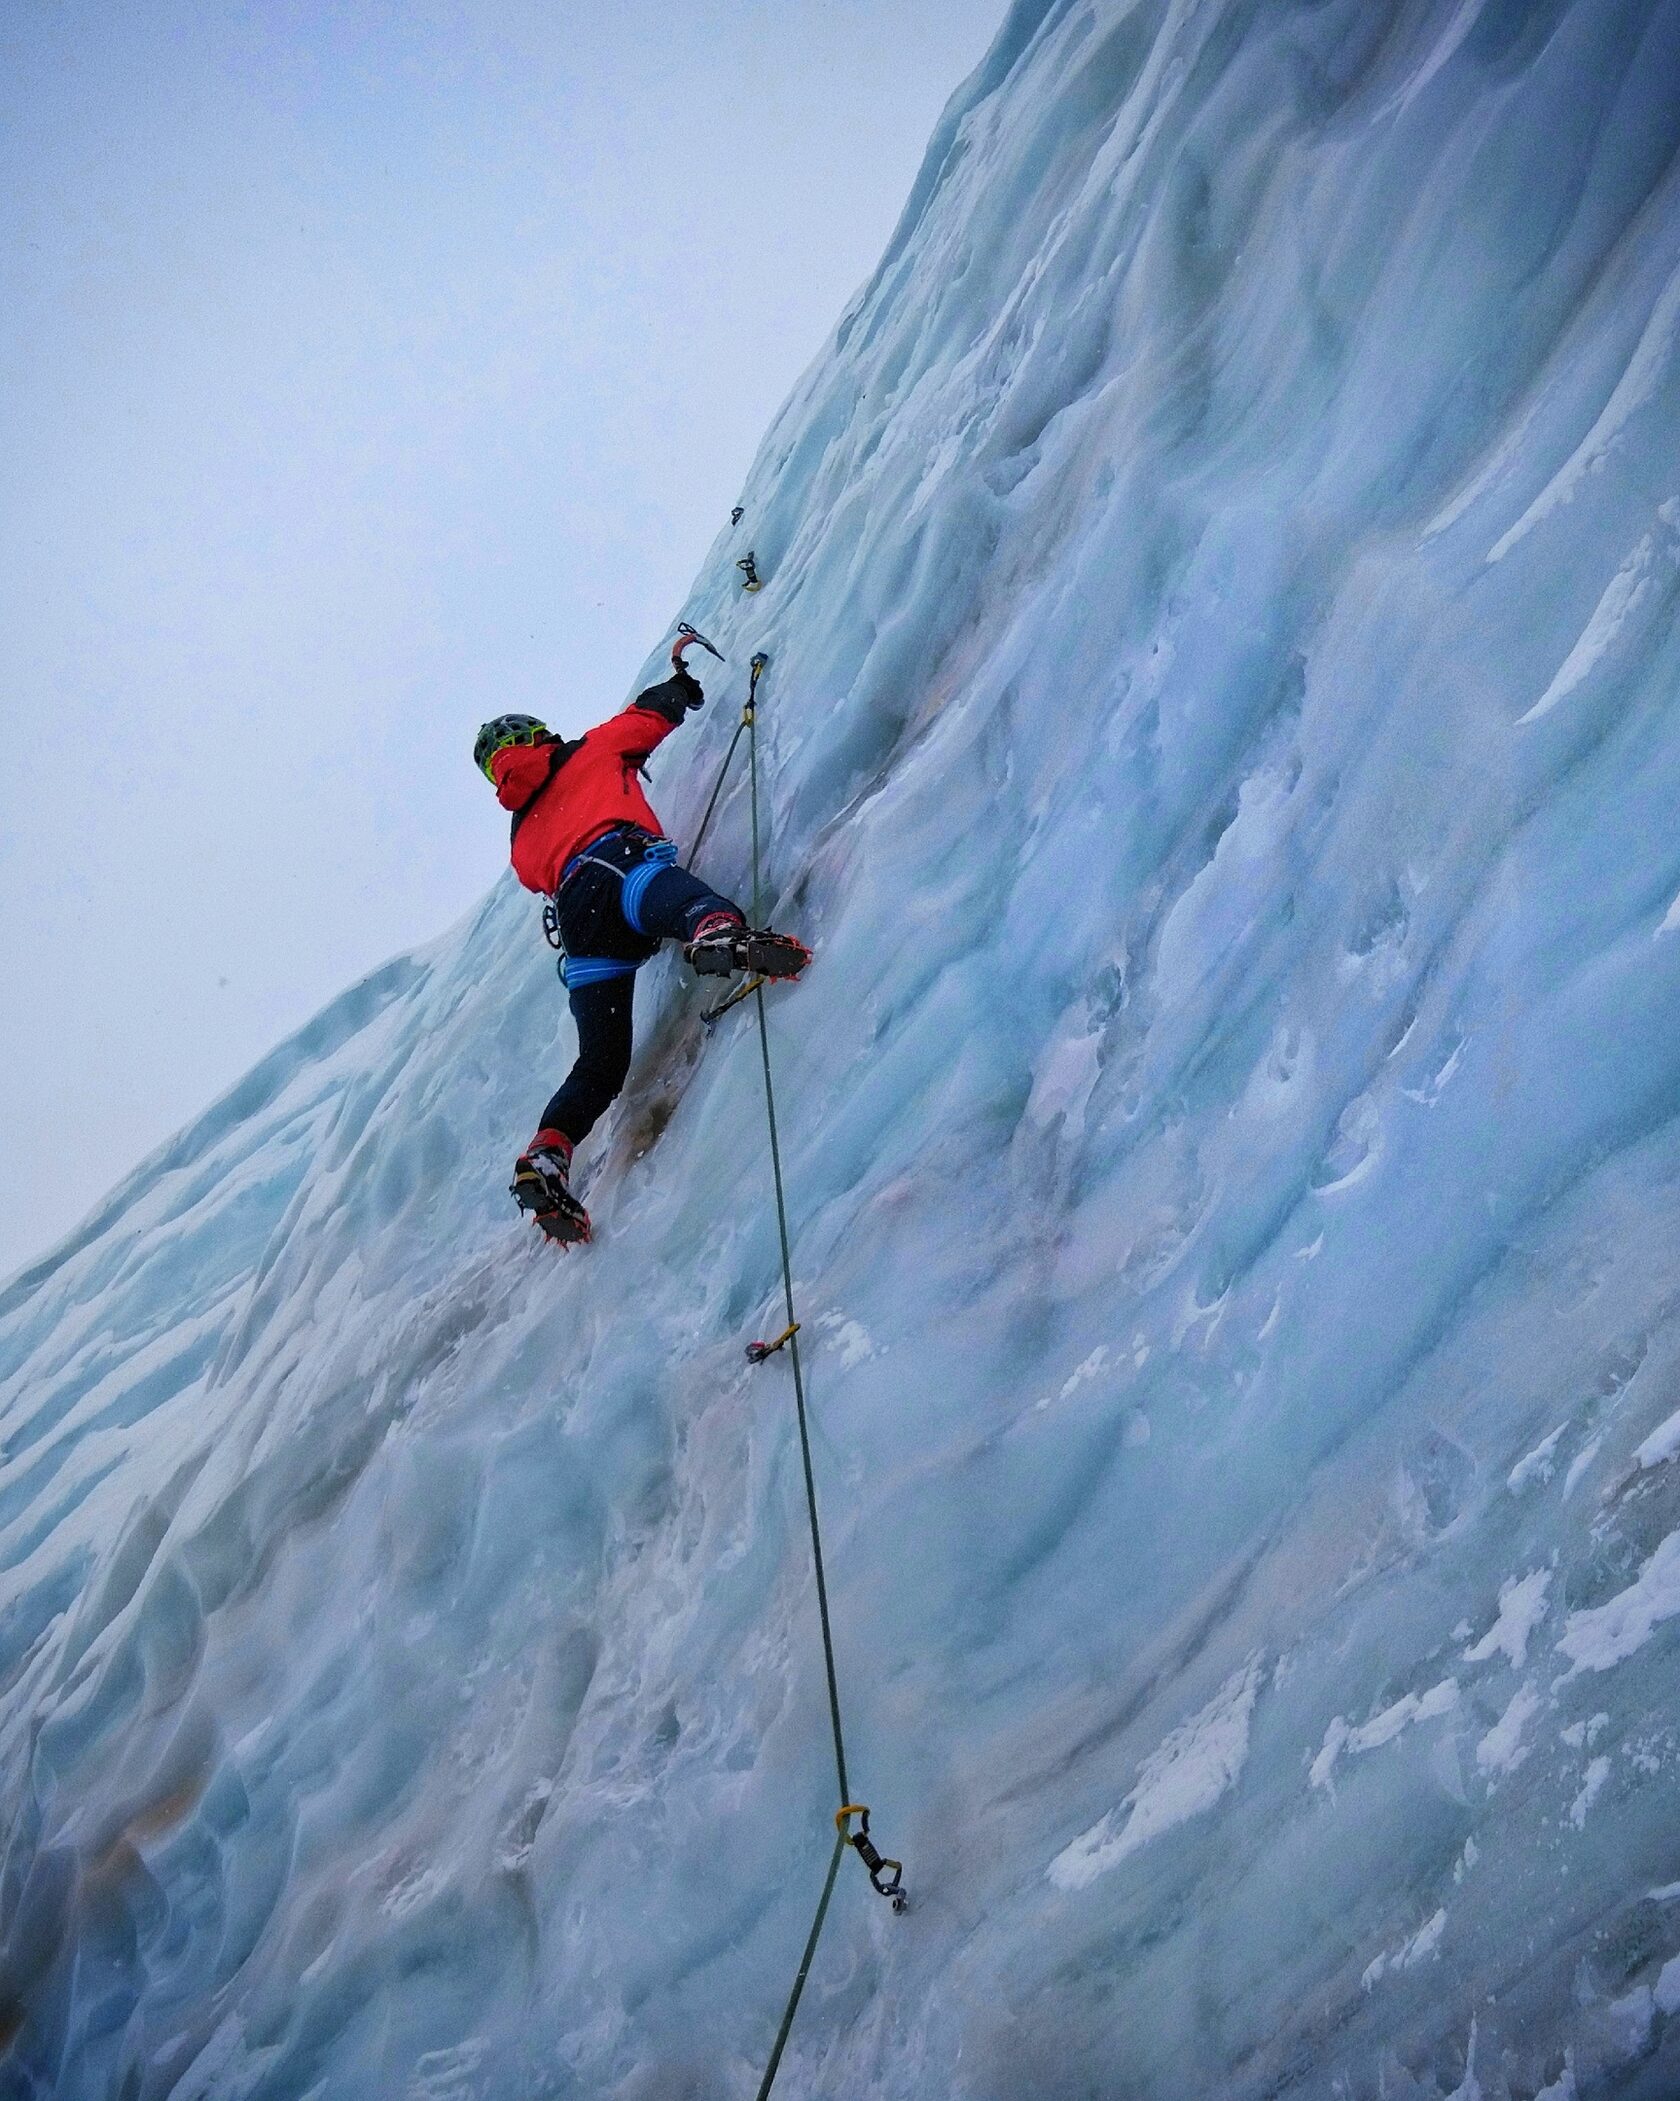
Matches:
[476,632,810,1245]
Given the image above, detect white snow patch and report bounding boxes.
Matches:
[1401,1035,1465,1107]
[1447,2019,1484,2101]
[1646,1881,1680,1903]
[1035,1345,1110,1413]
[1557,1530,1680,1674]
[1562,1435,1603,1497]
[1060,1345,1109,1398]
[1517,535,1659,724]
[1489,261,1680,562]
[1362,1907,1448,1990]
[1463,1570,1550,1669]
[1475,1683,1541,1777]
[1635,1405,1680,1470]
[1532,2061,1578,2101]
[1606,1984,1654,2059]
[1048,1662,1260,1890]
[814,1312,876,1370]
[1658,1956,1680,2017]
[409,2039,489,2101]
[1568,1755,1611,1829]
[1311,1681,1458,1789]
[1509,1426,1565,1491]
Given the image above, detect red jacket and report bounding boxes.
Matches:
[492,702,679,895]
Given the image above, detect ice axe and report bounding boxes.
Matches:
[672,622,724,669]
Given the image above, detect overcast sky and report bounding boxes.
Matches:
[0,0,1000,1278]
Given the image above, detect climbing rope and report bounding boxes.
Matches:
[690,647,767,869]
[752,1829,847,2101]
[692,650,904,2098]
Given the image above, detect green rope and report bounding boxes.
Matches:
[751,978,851,1806]
[748,692,764,930]
[752,1832,847,2101]
[692,655,767,869]
[745,690,849,1807]
[690,711,750,865]
[726,656,902,2097]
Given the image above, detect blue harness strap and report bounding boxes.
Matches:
[560,955,641,990]
[620,836,679,934]
[553,829,678,983]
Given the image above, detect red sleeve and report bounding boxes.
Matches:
[587,704,679,765]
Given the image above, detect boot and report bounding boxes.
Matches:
[510,1128,590,1245]
[683,916,812,981]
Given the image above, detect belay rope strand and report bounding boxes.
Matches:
[684,638,764,869]
[690,652,905,2101]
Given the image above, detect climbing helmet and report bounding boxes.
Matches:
[474,713,550,781]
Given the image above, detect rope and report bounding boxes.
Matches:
[690,711,750,866]
[693,652,904,2097]
[751,1832,847,2101]
[690,653,766,868]
[744,696,849,1810]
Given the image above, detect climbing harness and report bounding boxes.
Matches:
[534,630,716,954]
[692,650,906,2099]
[737,549,762,593]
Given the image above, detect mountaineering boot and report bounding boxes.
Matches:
[510,1128,591,1245]
[684,914,812,981]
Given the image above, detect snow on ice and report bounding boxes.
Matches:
[4,0,1680,2096]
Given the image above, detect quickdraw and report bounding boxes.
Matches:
[835,1804,907,1911]
[746,1321,800,1365]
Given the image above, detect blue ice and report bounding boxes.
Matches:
[4,1,1680,2095]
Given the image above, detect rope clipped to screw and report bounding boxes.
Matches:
[746,1321,800,1365]
[690,652,767,867]
[836,1804,906,1911]
[693,649,907,2097]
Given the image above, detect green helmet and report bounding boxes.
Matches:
[474,713,549,781]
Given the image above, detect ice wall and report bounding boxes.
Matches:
[4,2,1680,2096]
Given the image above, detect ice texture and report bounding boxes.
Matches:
[6,1,1680,2096]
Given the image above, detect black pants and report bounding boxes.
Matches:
[537,826,741,1145]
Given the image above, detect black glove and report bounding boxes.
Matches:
[635,668,705,726]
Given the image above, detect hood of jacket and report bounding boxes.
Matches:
[491,739,569,813]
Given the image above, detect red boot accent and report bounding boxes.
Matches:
[689,909,745,944]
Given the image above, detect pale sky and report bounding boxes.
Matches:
[0,0,1001,1278]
